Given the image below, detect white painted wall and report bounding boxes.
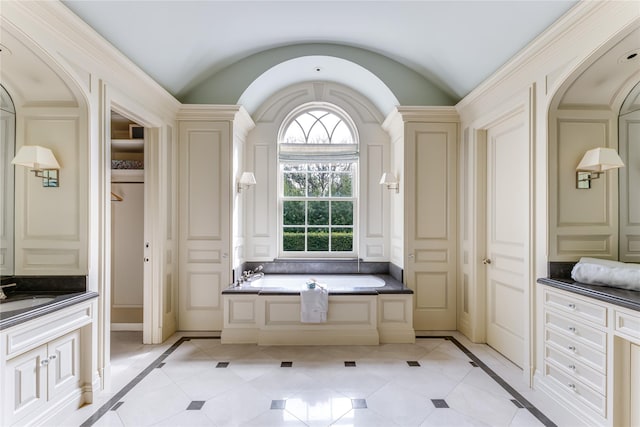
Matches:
[14,106,88,275]
[548,108,619,261]
[111,177,144,325]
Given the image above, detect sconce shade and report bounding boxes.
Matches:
[379,172,399,193]
[239,172,256,186]
[576,147,624,172]
[379,172,397,185]
[11,145,60,170]
[237,171,256,192]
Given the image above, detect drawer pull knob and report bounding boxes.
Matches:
[568,303,576,309]
[49,354,57,361]
[568,364,576,370]
[568,383,576,390]
[568,346,576,352]
[568,326,577,333]
[40,359,49,367]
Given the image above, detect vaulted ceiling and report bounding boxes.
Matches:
[62,0,577,111]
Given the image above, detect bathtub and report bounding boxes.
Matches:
[246,274,386,291]
[222,274,415,345]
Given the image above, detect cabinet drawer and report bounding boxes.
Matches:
[615,309,640,343]
[544,288,607,326]
[545,345,606,394]
[545,311,607,351]
[545,329,605,373]
[545,363,606,417]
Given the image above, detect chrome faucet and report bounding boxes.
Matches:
[0,283,17,300]
[242,265,264,282]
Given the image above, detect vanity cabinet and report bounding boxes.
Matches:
[537,283,640,426]
[0,298,95,426]
[4,330,80,425]
[541,287,608,417]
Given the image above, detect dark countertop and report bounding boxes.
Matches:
[0,291,99,330]
[537,277,640,312]
[222,274,413,296]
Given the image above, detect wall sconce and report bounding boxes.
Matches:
[237,171,256,192]
[379,172,399,193]
[576,147,624,189]
[11,145,60,187]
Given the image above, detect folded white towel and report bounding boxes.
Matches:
[300,287,328,323]
[571,258,640,291]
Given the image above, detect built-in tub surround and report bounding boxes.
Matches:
[244,274,386,291]
[222,273,414,345]
[239,260,403,282]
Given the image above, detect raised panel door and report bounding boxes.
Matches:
[178,121,231,330]
[4,345,47,425]
[47,330,81,400]
[405,122,457,330]
[485,112,529,367]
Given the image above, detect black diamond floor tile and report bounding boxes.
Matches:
[187,401,205,410]
[431,399,449,408]
[271,400,286,410]
[351,398,367,409]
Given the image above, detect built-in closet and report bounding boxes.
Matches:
[110,111,144,331]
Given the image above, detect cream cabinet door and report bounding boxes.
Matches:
[178,120,231,330]
[485,112,529,368]
[405,122,457,330]
[47,330,81,400]
[4,345,48,425]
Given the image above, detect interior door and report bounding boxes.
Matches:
[485,112,529,368]
[178,120,231,330]
[405,122,457,330]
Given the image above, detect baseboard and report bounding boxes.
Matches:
[111,323,143,331]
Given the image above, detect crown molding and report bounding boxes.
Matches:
[388,106,459,123]
[178,105,251,122]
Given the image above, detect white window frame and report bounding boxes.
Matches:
[277,103,359,259]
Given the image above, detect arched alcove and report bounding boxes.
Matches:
[0,23,90,276]
[242,81,391,262]
[547,26,640,262]
[179,43,456,109]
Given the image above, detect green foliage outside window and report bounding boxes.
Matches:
[279,107,356,255]
[283,230,353,252]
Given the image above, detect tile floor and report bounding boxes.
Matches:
[53,332,586,427]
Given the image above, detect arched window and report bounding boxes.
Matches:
[278,104,358,257]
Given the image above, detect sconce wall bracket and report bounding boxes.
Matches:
[576,171,603,189]
[34,169,59,187]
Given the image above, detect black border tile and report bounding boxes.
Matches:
[511,399,524,408]
[110,402,124,411]
[417,336,557,427]
[80,336,219,427]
